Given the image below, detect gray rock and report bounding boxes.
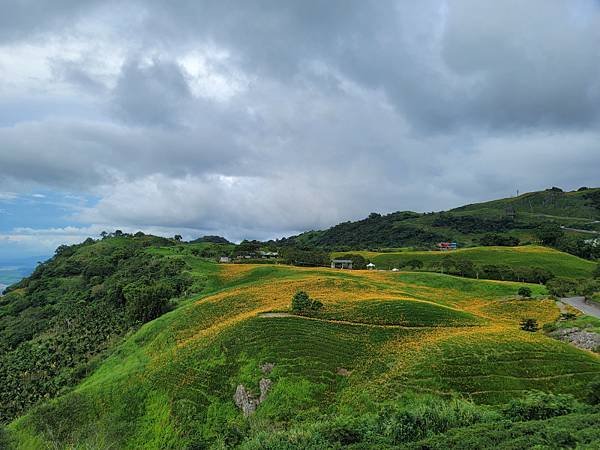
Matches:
[260,362,275,374]
[550,327,600,351]
[234,378,273,416]
[234,384,257,417]
[259,378,272,403]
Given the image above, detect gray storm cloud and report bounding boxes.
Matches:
[0,0,599,240]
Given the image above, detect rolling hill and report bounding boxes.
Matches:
[279,187,600,251]
[3,245,599,449]
[335,245,596,279]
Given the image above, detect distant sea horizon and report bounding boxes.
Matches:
[0,255,48,291]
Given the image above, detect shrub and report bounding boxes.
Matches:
[520,318,539,332]
[503,391,579,421]
[560,312,577,321]
[376,396,498,444]
[586,379,600,405]
[406,259,424,270]
[518,287,532,298]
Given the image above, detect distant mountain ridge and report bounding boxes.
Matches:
[277,187,600,251]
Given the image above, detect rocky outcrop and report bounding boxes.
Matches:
[550,327,600,352]
[234,377,273,416]
[260,362,275,374]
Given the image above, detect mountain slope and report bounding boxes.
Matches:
[279,187,600,251]
[5,260,599,448]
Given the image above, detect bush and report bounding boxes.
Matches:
[587,379,600,405]
[503,391,579,421]
[406,259,424,270]
[518,287,532,298]
[376,395,498,444]
[520,318,539,332]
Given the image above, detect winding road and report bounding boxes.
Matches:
[560,296,600,319]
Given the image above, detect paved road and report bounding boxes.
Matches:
[559,226,599,234]
[560,296,600,319]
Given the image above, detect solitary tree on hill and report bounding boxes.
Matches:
[518,287,532,298]
[291,291,323,313]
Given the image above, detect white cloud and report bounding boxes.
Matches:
[1,0,600,254]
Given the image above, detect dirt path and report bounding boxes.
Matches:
[560,296,600,319]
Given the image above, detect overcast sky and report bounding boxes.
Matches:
[1,0,600,260]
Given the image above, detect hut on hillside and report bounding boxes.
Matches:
[331,259,353,269]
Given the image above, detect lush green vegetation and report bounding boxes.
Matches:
[2,254,598,448]
[278,187,600,253]
[341,245,595,281]
[0,235,218,424]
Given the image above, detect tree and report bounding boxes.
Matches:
[124,281,174,324]
[406,259,423,270]
[546,277,578,298]
[439,255,455,274]
[518,286,532,298]
[480,233,520,247]
[535,223,564,246]
[100,231,108,239]
[291,291,323,313]
[454,258,476,277]
[174,234,183,242]
[520,318,539,332]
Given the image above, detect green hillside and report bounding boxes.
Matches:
[279,187,600,251]
[337,245,596,279]
[4,252,599,449]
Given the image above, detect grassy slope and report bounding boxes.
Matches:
[453,188,600,220]
[287,187,600,249]
[7,253,600,448]
[334,245,596,279]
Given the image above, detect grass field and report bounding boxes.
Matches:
[5,253,600,449]
[334,245,596,279]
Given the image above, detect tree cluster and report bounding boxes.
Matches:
[280,248,329,267]
[480,233,520,247]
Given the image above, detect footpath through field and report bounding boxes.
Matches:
[560,296,600,319]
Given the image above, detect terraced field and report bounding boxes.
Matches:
[6,259,600,449]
